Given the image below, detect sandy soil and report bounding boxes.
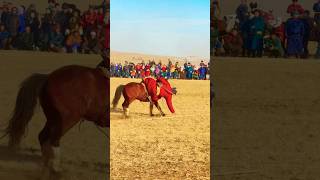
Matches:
[0,51,108,180]
[110,78,210,179]
[213,58,320,180]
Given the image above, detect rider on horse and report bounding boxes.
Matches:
[142,76,176,113]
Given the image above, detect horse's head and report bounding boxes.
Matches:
[171,87,177,95]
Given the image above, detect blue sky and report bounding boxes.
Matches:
[111,0,210,59]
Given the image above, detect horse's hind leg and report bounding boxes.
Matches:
[122,99,133,117]
[149,102,154,116]
[39,122,63,179]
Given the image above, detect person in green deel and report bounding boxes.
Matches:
[270,33,284,58]
[248,9,265,57]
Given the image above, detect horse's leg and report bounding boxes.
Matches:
[149,102,154,116]
[39,122,63,174]
[38,123,52,179]
[122,99,130,117]
[122,98,134,117]
[154,101,165,116]
[39,114,79,180]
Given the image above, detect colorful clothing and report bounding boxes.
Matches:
[285,18,305,56]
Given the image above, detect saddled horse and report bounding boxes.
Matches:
[112,77,177,117]
[1,55,109,179]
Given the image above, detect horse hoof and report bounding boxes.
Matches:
[150,114,155,117]
[162,114,166,117]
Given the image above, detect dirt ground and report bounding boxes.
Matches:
[213,58,320,180]
[0,51,108,180]
[110,78,210,179]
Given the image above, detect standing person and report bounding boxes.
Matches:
[145,63,151,77]
[314,0,320,26]
[301,10,313,58]
[285,12,305,58]
[0,24,10,49]
[6,7,19,49]
[212,0,220,19]
[198,64,206,80]
[17,6,26,34]
[236,0,249,28]
[26,11,40,49]
[248,9,265,57]
[313,0,320,59]
[186,63,193,80]
[240,16,252,57]
[161,64,167,78]
[287,0,304,15]
[54,3,66,34]
[1,7,9,26]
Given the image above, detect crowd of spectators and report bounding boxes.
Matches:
[111,60,209,80]
[0,0,109,54]
[211,0,320,59]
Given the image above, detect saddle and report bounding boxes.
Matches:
[141,78,161,102]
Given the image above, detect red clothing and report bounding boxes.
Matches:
[135,64,142,71]
[223,33,243,47]
[85,12,97,26]
[274,23,285,44]
[143,77,175,113]
[287,4,304,14]
[161,65,167,72]
[263,12,275,23]
[97,13,104,26]
[105,22,110,49]
[145,64,151,76]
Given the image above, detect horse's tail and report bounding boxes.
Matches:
[112,84,125,109]
[1,73,48,149]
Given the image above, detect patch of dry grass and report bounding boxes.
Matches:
[110,78,210,179]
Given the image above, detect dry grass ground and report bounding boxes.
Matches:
[213,58,320,180]
[0,51,108,180]
[110,78,210,179]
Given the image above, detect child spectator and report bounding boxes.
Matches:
[0,24,9,49]
[49,25,65,52]
[223,29,243,56]
[65,30,82,53]
[17,26,34,50]
[83,31,100,54]
[270,33,284,58]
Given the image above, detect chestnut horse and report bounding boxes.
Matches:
[112,77,177,117]
[1,61,109,178]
